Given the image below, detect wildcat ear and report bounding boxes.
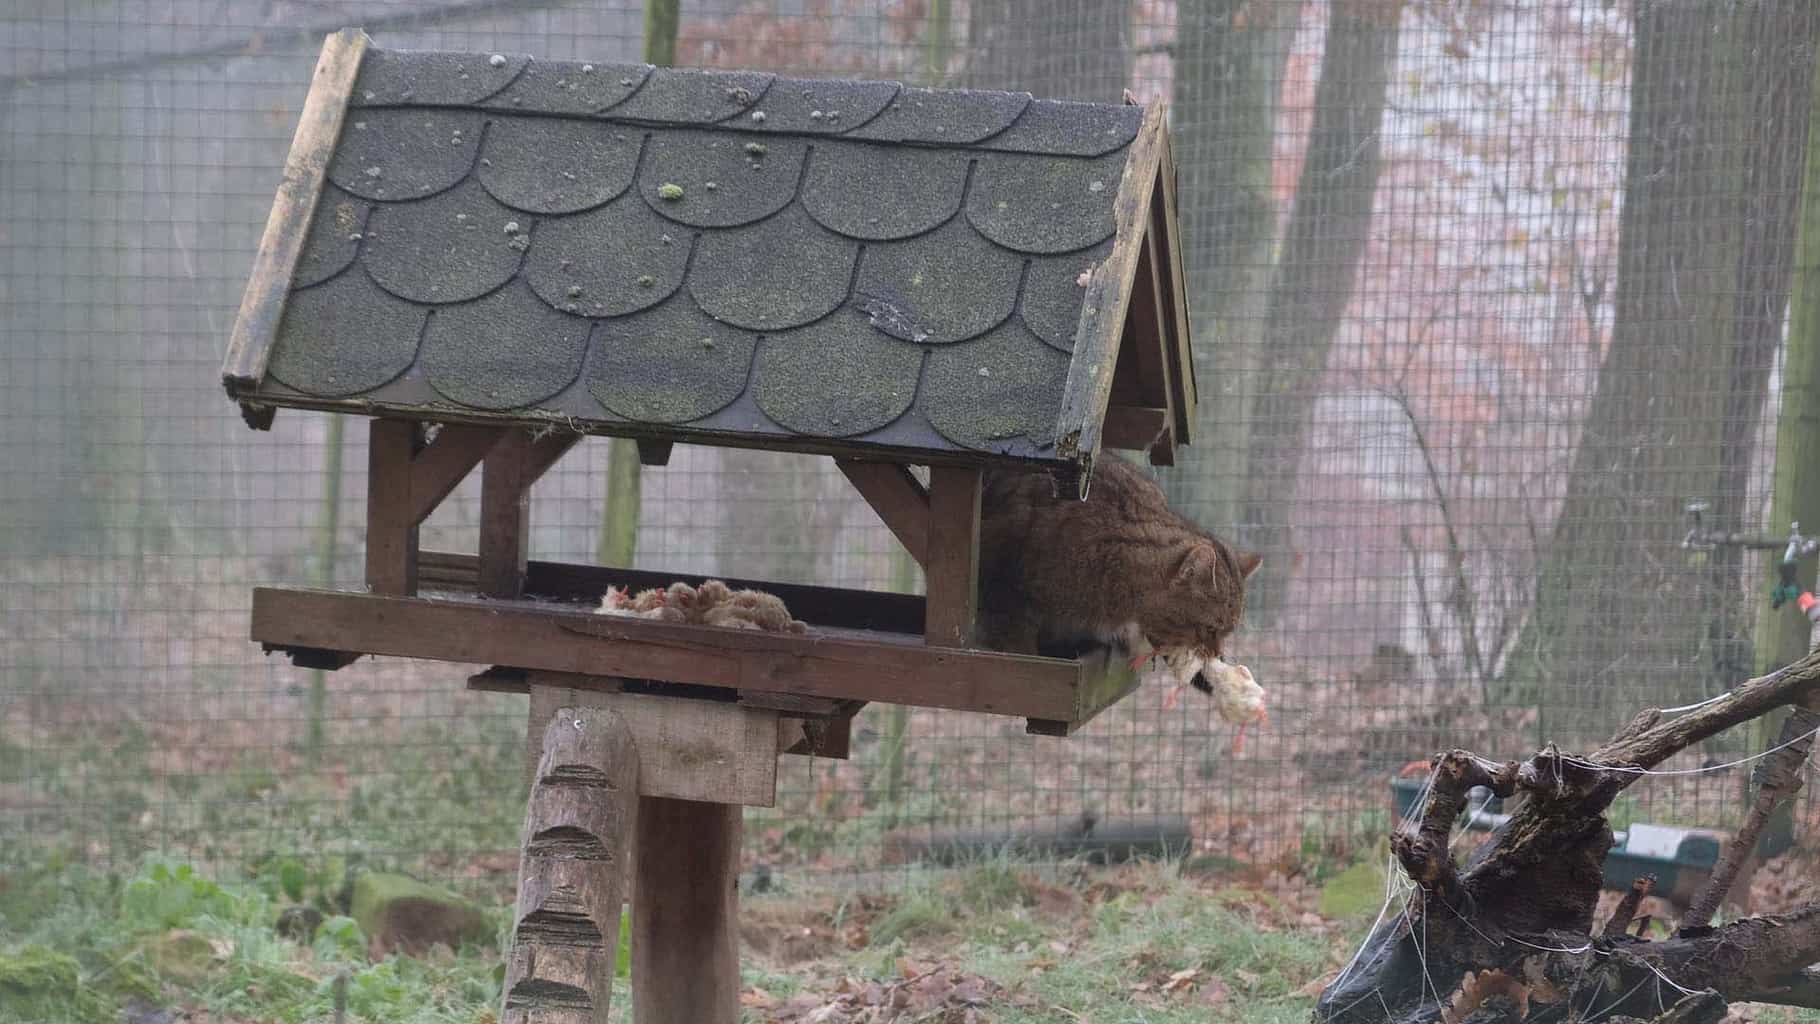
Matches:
[1235,551,1263,580]
[1173,544,1220,584]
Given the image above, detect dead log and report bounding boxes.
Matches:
[1315,648,1820,1024]
[881,813,1191,866]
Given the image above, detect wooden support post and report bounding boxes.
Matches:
[501,706,637,1024]
[365,418,421,595]
[632,796,741,1024]
[480,431,535,599]
[477,431,577,599]
[923,465,982,648]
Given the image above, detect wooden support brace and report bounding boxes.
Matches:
[501,705,637,1024]
[835,459,930,568]
[407,424,507,524]
[924,465,982,648]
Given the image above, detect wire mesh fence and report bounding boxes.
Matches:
[4,0,1818,906]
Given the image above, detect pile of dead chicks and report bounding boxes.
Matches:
[595,579,808,634]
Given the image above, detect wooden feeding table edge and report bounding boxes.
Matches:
[249,560,1140,737]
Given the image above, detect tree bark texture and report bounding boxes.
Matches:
[1504,2,1818,719]
[1158,0,1301,530]
[963,0,1134,100]
[1316,648,1820,1024]
[1237,0,1403,622]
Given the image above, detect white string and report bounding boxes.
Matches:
[1563,724,1820,776]
[1657,693,1728,715]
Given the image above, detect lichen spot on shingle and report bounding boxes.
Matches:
[639,131,805,228]
[269,272,427,399]
[754,309,921,438]
[801,141,968,242]
[921,320,1070,450]
[689,206,857,332]
[477,117,641,215]
[965,150,1126,255]
[362,180,526,304]
[524,198,689,318]
[328,108,483,202]
[852,218,1020,344]
[421,280,590,411]
[587,303,756,424]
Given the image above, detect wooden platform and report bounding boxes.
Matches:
[251,554,1140,735]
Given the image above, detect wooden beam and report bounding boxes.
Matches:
[407,424,505,525]
[365,418,421,595]
[923,465,982,648]
[835,459,930,568]
[479,431,534,599]
[251,587,1083,720]
[527,683,778,806]
[1027,644,1143,736]
[633,798,740,1024]
[501,705,636,1024]
[526,431,581,483]
[1101,406,1170,454]
[221,28,369,400]
[1052,101,1169,480]
[417,551,927,635]
[1131,224,1178,467]
[635,438,673,466]
[475,431,577,600]
[475,669,856,762]
[1154,131,1197,442]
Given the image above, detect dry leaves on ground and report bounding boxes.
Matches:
[742,958,1030,1023]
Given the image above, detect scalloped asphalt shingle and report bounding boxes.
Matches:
[257,47,1149,460]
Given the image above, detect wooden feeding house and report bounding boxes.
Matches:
[224,28,1197,1022]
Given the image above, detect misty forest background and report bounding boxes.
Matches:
[4,0,1820,884]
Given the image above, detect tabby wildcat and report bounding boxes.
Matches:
[975,452,1260,665]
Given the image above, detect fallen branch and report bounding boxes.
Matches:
[1316,648,1820,1024]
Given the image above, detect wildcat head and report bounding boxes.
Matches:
[1138,540,1261,660]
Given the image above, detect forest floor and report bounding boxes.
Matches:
[7,847,1820,1024]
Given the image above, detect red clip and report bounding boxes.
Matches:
[1801,591,1818,615]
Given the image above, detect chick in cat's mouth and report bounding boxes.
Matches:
[1132,645,1268,750]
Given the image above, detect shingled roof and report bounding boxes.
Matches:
[224,29,1196,479]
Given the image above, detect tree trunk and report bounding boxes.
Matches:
[1316,649,1820,1024]
[1754,11,1820,681]
[964,0,1134,100]
[597,0,684,571]
[1502,3,1807,722]
[1157,0,1302,530]
[1237,0,1403,623]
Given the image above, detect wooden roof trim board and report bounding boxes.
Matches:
[221,32,1194,477]
[1051,100,1166,495]
[221,27,369,418]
